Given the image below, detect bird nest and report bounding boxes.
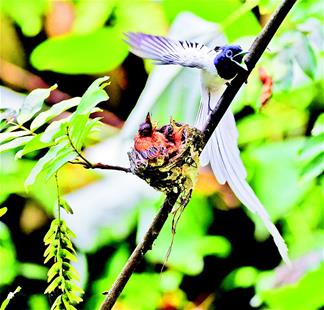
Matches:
[128,115,205,200]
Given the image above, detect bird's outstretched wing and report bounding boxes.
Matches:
[197,88,290,265]
[125,32,217,72]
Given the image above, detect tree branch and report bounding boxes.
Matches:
[100,0,297,308]
[87,162,131,173]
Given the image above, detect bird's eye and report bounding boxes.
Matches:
[226,50,233,58]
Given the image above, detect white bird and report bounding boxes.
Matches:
[125,32,290,265]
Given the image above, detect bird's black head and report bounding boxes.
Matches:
[214,45,246,80]
[138,113,153,137]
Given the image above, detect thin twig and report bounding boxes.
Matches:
[100,1,297,308]
[66,126,93,167]
[66,126,131,173]
[89,163,131,173]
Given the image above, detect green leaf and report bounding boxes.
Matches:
[62,297,72,310]
[0,136,33,153]
[73,0,118,34]
[62,263,79,279]
[25,139,76,188]
[44,276,62,294]
[44,248,56,264]
[47,261,61,283]
[0,131,30,144]
[69,77,109,150]
[161,0,260,40]
[1,0,46,36]
[62,223,77,239]
[67,282,84,294]
[64,290,83,304]
[222,266,259,290]
[60,199,74,215]
[0,207,8,217]
[300,153,324,183]
[115,0,168,35]
[30,28,129,74]
[0,286,21,310]
[74,77,109,115]
[59,249,77,262]
[0,223,17,286]
[17,85,57,125]
[243,139,312,222]
[15,134,52,159]
[19,263,47,281]
[312,113,324,136]
[294,34,317,80]
[43,224,58,243]
[299,133,324,161]
[257,263,324,310]
[50,295,62,310]
[30,97,81,131]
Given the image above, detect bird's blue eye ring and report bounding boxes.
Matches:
[226,50,233,58]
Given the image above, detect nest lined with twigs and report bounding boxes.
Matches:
[128,116,204,201]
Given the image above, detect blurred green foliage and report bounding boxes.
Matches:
[0,0,323,309]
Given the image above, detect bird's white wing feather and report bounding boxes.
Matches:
[125,32,217,72]
[197,86,290,265]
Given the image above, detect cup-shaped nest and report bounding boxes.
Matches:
[128,115,204,196]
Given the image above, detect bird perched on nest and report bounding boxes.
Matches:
[125,32,290,265]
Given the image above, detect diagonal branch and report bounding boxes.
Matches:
[100,0,297,309]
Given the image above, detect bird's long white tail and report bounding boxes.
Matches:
[196,87,290,265]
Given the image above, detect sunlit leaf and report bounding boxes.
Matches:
[25,139,76,188]
[299,133,324,161]
[69,77,109,149]
[30,97,81,131]
[0,223,17,286]
[115,0,168,35]
[0,286,21,310]
[47,261,61,283]
[19,263,47,281]
[44,276,62,294]
[28,294,49,310]
[73,0,118,34]
[30,28,128,74]
[0,207,8,217]
[60,199,74,215]
[15,134,52,159]
[0,136,33,153]
[257,263,324,310]
[140,195,229,275]
[300,153,324,183]
[0,131,29,144]
[1,0,47,36]
[222,266,259,290]
[312,113,324,136]
[17,85,56,124]
[294,34,317,80]
[60,249,77,262]
[243,139,312,222]
[161,0,260,40]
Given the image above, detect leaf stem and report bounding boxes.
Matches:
[66,126,131,173]
[9,121,37,136]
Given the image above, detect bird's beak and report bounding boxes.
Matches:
[234,51,249,60]
[145,112,152,125]
[232,51,249,72]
